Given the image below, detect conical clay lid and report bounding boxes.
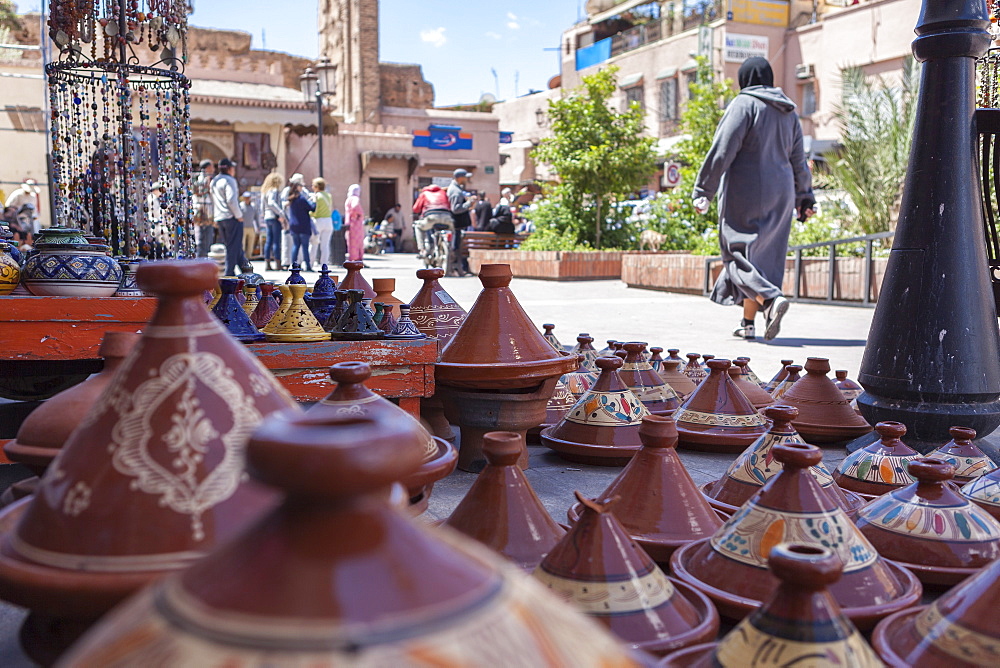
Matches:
[261,284,293,335]
[834,421,922,497]
[834,369,864,403]
[568,415,723,561]
[674,359,768,454]
[769,364,801,400]
[62,410,641,666]
[0,260,298,622]
[780,357,872,443]
[660,359,697,398]
[541,356,650,466]
[730,359,773,410]
[664,543,883,667]
[961,465,1000,523]
[764,359,794,393]
[445,432,565,571]
[562,356,597,401]
[683,353,707,385]
[855,457,1000,586]
[213,277,265,343]
[618,342,681,414]
[928,426,993,483]
[249,283,279,329]
[437,265,577,388]
[542,323,563,351]
[735,357,766,387]
[408,268,467,356]
[338,260,375,298]
[571,333,600,373]
[671,442,922,630]
[264,283,330,342]
[704,405,864,516]
[535,492,719,656]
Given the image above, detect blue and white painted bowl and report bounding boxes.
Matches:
[22,245,123,297]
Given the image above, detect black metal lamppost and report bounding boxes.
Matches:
[299,58,337,179]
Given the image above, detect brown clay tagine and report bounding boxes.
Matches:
[566,415,724,562]
[662,543,883,667]
[61,410,643,666]
[542,323,563,351]
[337,259,375,298]
[834,369,864,402]
[571,333,600,373]
[671,442,922,630]
[769,363,802,400]
[834,421,922,498]
[660,358,697,399]
[408,267,467,353]
[683,353,707,385]
[445,432,565,571]
[730,358,773,410]
[536,491,719,657]
[926,426,993,483]
[960,464,1000,523]
[735,356,766,387]
[618,342,681,415]
[674,358,769,454]
[372,277,404,319]
[778,357,872,443]
[763,358,794,393]
[854,456,1000,587]
[649,346,664,372]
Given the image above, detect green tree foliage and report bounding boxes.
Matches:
[532,66,658,248]
[826,59,918,235]
[0,1,21,32]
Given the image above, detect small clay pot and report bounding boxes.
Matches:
[926,426,993,483]
[338,260,375,298]
[834,421,922,498]
[674,359,769,454]
[682,353,707,385]
[779,357,872,443]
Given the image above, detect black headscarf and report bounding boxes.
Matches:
[738,57,774,89]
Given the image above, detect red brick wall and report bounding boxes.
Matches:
[468,251,624,280]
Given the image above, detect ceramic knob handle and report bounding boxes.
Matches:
[577,333,593,343]
[614,351,627,359]
[703,354,715,362]
[733,358,749,369]
[768,543,843,590]
[344,261,364,271]
[706,358,732,371]
[835,370,848,380]
[804,357,831,375]
[416,268,444,280]
[949,426,977,442]
[764,405,799,426]
[663,360,681,371]
[595,355,624,371]
[482,431,522,466]
[137,259,218,294]
[668,349,679,356]
[781,359,794,367]
[328,361,371,385]
[478,264,513,288]
[772,442,823,468]
[875,421,907,441]
[907,456,956,483]
[650,347,663,355]
[638,415,678,449]
[543,323,555,332]
[289,284,307,298]
[686,353,701,362]
[784,364,803,376]
[622,342,645,354]
[727,367,741,379]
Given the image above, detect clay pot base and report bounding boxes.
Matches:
[793,420,874,444]
[697,481,866,519]
[1,442,58,476]
[870,605,971,667]
[540,428,638,466]
[669,540,922,631]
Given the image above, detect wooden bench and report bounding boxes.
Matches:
[458,231,530,258]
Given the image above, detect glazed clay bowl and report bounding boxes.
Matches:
[539,426,639,467]
[22,251,123,297]
[869,606,932,666]
[634,578,720,657]
[669,538,922,631]
[697,481,866,519]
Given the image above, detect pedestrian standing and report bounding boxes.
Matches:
[280,173,304,270]
[447,169,478,276]
[693,57,814,341]
[210,158,246,276]
[382,203,404,252]
[344,183,365,263]
[286,182,316,271]
[329,208,346,266]
[261,172,285,272]
[474,195,492,231]
[239,191,259,263]
[192,160,216,257]
[309,177,334,267]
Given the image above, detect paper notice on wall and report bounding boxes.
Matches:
[724,33,770,63]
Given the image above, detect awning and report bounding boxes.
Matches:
[656,67,678,79]
[655,134,691,158]
[590,0,656,25]
[361,150,420,177]
[620,73,644,88]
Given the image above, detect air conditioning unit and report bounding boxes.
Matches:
[796,63,815,80]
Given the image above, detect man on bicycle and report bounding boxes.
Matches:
[412,183,453,258]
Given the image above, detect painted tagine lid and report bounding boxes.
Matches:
[283,264,306,284]
[312,264,337,299]
[674,358,769,454]
[834,369,864,403]
[542,323,563,351]
[618,342,681,415]
[4,331,140,476]
[336,260,375,298]
[735,356,766,387]
[536,491,719,656]
[927,426,992,483]
[264,283,331,342]
[702,405,865,517]
[566,415,724,562]
[779,357,872,443]
[683,353,707,385]
[571,333,600,373]
[212,277,265,343]
[372,277,404,319]
[769,363,801,400]
[436,265,577,389]
[306,361,457,513]
[0,260,298,624]
[408,268,467,355]
[541,356,650,466]
[960,462,1000,524]
[649,346,664,372]
[261,284,293,335]
[871,546,1000,667]
[763,359,794,393]
[663,543,883,668]
[660,358,697,399]
[834,421,922,498]
[61,410,643,666]
[854,457,1000,587]
[241,284,259,316]
[445,432,565,571]
[730,359,773,410]
[670,442,922,630]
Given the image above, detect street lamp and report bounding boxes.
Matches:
[535,108,545,127]
[300,57,337,178]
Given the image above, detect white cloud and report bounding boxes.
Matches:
[485,31,502,40]
[420,27,447,48]
[507,12,518,20]
[506,11,520,29]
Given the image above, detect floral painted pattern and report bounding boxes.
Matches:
[565,390,649,426]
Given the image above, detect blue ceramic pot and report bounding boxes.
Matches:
[22,245,122,297]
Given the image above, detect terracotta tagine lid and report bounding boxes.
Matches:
[566,415,724,562]
[562,355,597,401]
[927,426,993,483]
[769,363,802,400]
[61,410,643,666]
[683,353,707,385]
[660,358,697,399]
[372,277,404,319]
[0,260,298,655]
[261,284,293,335]
[666,348,683,362]
[213,277,265,343]
[649,347,664,372]
[571,333,600,373]
[541,356,651,466]
[408,268,467,356]
[618,342,681,415]
[735,356,766,387]
[436,265,577,389]
[337,260,374,298]
[871,548,1000,667]
[445,432,565,571]
[4,331,141,477]
[306,362,457,514]
[960,464,1000,523]
[778,357,872,443]
[663,543,883,667]
[834,369,864,403]
[854,457,1000,587]
[670,442,922,630]
[764,359,794,393]
[537,377,577,434]
[730,359,773,410]
[674,359,769,454]
[834,421,922,498]
[542,323,563,351]
[264,283,331,342]
[597,339,618,357]
[535,491,719,656]
[702,405,865,517]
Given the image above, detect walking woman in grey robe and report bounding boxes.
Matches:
[693,57,815,341]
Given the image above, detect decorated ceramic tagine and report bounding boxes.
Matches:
[566,415,724,562]
[834,369,864,403]
[0,260,298,663]
[570,333,600,373]
[330,288,384,341]
[649,346,664,372]
[212,277,265,343]
[0,241,20,295]
[683,353,707,385]
[386,304,427,340]
[735,357,766,387]
[701,405,866,517]
[535,491,719,656]
[662,543,883,668]
[241,283,259,316]
[778,357,873,443]
[834,421,922,499]
[264,283,331,342]
[854,457,1000,587]
[249,283,279,330]
[305,264,338,324]
[763,359,795,393]
[338,259,375,298]
[113,258,145,297]
[21,227,122,297]
[435,264,578,472]
[408,267,467,352]
[541,356,651,466]
[61,410,644,667]
[542,323,563,351]
[674,358,769,454]
[671,442,922,630]
[960,464,1000,523]
[769,363,802,400]
[871,543,1000,667]
[284,264,306,284]
[730,359,773,410]
[445,431,565,571]
[618,342,681,415]
[261,284,292,336]
[660,358,697,399]
[926,426,992,483]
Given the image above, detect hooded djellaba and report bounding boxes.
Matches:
[693,56,815,342]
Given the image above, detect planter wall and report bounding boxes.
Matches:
[621,252,715,295]
[468,250,625,281]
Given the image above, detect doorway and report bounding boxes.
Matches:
[369,178,397,223]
